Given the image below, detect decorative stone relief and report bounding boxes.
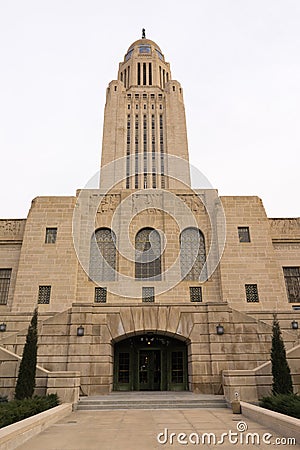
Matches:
[177,194,205,213]
[0,220,25,238]
[97,195,120,214]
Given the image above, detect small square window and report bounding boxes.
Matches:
[238,227,250,243]
[151,104,154,110]
[158,94,162,99]
[45,228,57,244]
[135,93,139,99]
[38,285,51,304]
[144,104,146,109]
[150,94,155,99]
[143,94,147,99]
[127,94,131,99]
[95,287,107,303]
[245,284,259,302]
[189,286,202,302]
[127,104,130,109]
[142,287,155,303]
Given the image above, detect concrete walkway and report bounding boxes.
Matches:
[16,407,299,450]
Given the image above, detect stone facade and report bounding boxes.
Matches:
[0,35,299,401]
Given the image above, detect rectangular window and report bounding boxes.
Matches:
[283,267,300,303]
[149,63,152,85]
[0,269,12,305]
[189,286,202,302]
[245,284,259,302]
[38,285,51,304]
[238,227,250,243]
[45,228,57,244]
[94,287,107,303]
[137,63,141,85]
[143,62,147,85]
[142,287,155,303]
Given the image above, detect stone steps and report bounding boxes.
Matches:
[76,392,227,410]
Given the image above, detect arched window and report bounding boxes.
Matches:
[89,228,116,281]
[135,228,161,280]
[180,228,206,281]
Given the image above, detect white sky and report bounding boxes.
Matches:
[0,0,299,218]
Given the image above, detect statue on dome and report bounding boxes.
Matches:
[142,28,146,39]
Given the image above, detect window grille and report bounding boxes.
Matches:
[89,228,116,281]
[180,228,206,281]
[38,285,51,304]
[189,286,202,302]
[245,284,259,302]
[135,228,161,280]
[95,287,107,303]
[142,287,155,302]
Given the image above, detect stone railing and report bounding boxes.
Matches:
[0,346,80,404]
[222,344,300,403]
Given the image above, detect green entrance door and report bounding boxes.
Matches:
[139,350,161,390]
[114,334,188,391]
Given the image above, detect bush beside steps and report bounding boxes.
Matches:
[259,393,300,419]
[0,394,59,428]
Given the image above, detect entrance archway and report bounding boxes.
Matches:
[113,334,188,391]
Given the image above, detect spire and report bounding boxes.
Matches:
[142,28,146,39]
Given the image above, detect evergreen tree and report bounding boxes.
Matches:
[271,314,293,395]
[15,307,38,400]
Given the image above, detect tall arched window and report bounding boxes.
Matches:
[89,228,116,281]
[135,228,161,280]
[180,228,206,281]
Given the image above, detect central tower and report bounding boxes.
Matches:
[100,31,191,190]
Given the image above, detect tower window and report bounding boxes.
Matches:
[283,267,300,303]
[173,86,175,92]
[137,63,141,85]
[114,86,117,91]
[143,62,147,85]
[139,45,151,54]
[0,269,12,305]
[127,94,131,99]
[142,287,155,302]
[124,69,126,88]
[149,63,152,85]
[143,94,147,99]
[135,115,139,188]
[189,286,202,302]
[151,94,155,99]
[127,104,130,109]
[238,227,251,243]
[245,284,259,303]
[38,285,51,304]
[95,287,107,303]
[143,104,146,110]
[135,94,139,98]
[45,228,57,244]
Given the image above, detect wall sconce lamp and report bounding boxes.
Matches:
[291,320,298,330]
[77,325,85,336]
[216,324,224,335]
[0,323,6,332]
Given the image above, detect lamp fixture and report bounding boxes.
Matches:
[0,323,6,332]
[291,320,298,330]
[77,325,85,336]
[216,324,224,335]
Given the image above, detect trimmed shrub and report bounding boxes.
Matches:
[0,394,59,428]
[271,315,293,395]
[15,307,38,400]
[259,393,300,419]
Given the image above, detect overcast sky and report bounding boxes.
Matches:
[0,0,299,218]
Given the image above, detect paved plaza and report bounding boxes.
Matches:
[16,407,299,450]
